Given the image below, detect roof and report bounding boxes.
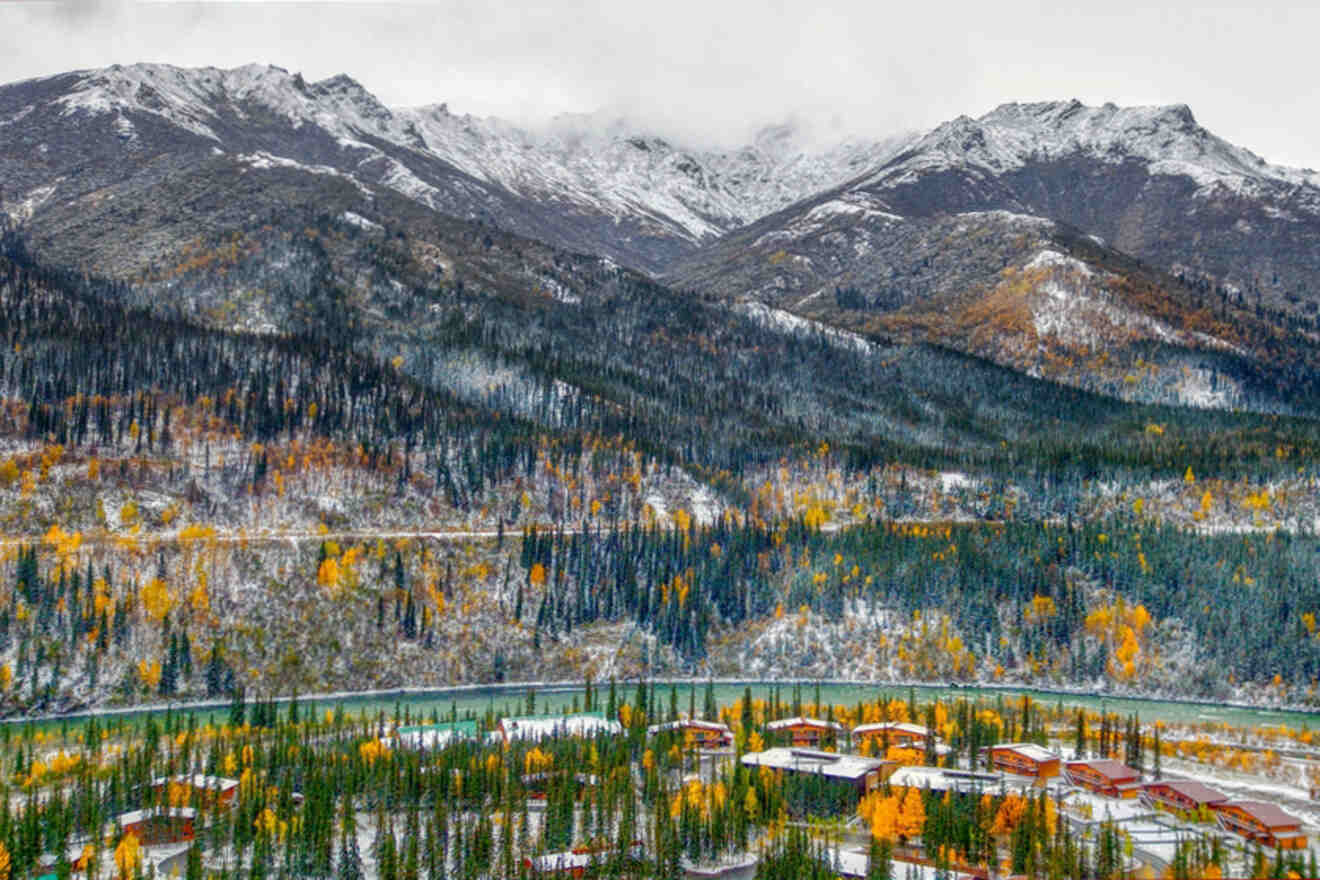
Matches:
[1066,759,1141,781]
[993,742,1058,762]
[396,719,479,749]
[889,765,1009,793]
[149,774,240,791]
[766,716,846,733]
[118,807,198,826]
[529,851,596,871]
[852,722,930,738]
[741,747,889,782]
[497,713,622,741]
[1220,800,1302,829]
[1143,779,1227,805]
[528,842,644,871]
[646,718,731,735]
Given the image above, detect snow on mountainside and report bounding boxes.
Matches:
[0,62,913,272]
[868,99,1320,198]
[398,103,914,243]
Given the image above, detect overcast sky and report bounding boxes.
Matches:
[1,0,1316,166]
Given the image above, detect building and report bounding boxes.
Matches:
[888,765,1011,795]
[1140,780,1228,815]
[395,719,479,750]
[852,722,933,750]
[148,775,240,809]
[524,842,643,876]
[766,716,846,748]
[1063,759,1143,798]
[118,807,197,845]
[987,743,1061,780]
[1212,801,1308,850]
[741,747,892,795]
[646,719,734,749]
[495,712,623,743]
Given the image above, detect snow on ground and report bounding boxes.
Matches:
[736,302,876,355]
[1026,249,1094,276]
[340,211,382,232]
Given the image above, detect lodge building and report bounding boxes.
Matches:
[646,719,734,749]
[1140,779,1227,815]
[1063,759,1142,798]
[986,743,1061,780]
[1212,801,1308,850]
[766,716,846,748]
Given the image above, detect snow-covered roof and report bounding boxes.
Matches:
[852,721,931,738]
[646,719,731,735]
[496,713,622,742]
[741,747,888,782]
[766,716,845,733]
[149,774,239,791]
[118,807,197,826]
[395,720,479,749]
[527,842,644,871]
[992,742,1058,762]
[889,765,1010,793]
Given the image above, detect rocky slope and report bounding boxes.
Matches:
[0,62,908,275]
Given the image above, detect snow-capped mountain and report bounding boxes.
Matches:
[400,102,913,243]
[0,62,908,274]
[672,99,1320,320]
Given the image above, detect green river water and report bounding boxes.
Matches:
[14,681,1320,736]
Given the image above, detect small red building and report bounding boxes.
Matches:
[1141,780,1227,815]
[988,744,1061,780]
[1213,801,1307,850]
[1064,759,1142,798]
[852,722,932,750]
[766,716,846,748]
[646,719,733,749]
[118,807,197,845]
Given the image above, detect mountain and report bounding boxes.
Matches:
[667,100,1320,411]
[0,63,907,275]
[3,68,1320,411]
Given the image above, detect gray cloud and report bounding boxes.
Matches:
[1,0,1316,167]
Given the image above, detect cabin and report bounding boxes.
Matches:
[741,747,892,795]
[524,842,644,876]
[1140,779,1227,815]
[851,721,933,750]
[396,719,478,749]
[520,772,599,800]
[987,743,1061,780]
[1212,801,1308,849]
[766,716,846,748]
[1063,759,1142,798]
[646,719,734,749]
[495,712,622,743]
[118,807,197,845]
[149,774,240,809]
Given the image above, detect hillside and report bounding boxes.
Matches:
[4,67,1320,713]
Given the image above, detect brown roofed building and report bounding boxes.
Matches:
[646,719,734,749]
[766,717,846,748]
[852,722,932,750]
[987,743,1061,780]
[1064,759,1142,798]
[1212,801,1307,849]
[1141,779,1228,815]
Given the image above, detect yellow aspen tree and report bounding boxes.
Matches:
[898,786,926,842]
